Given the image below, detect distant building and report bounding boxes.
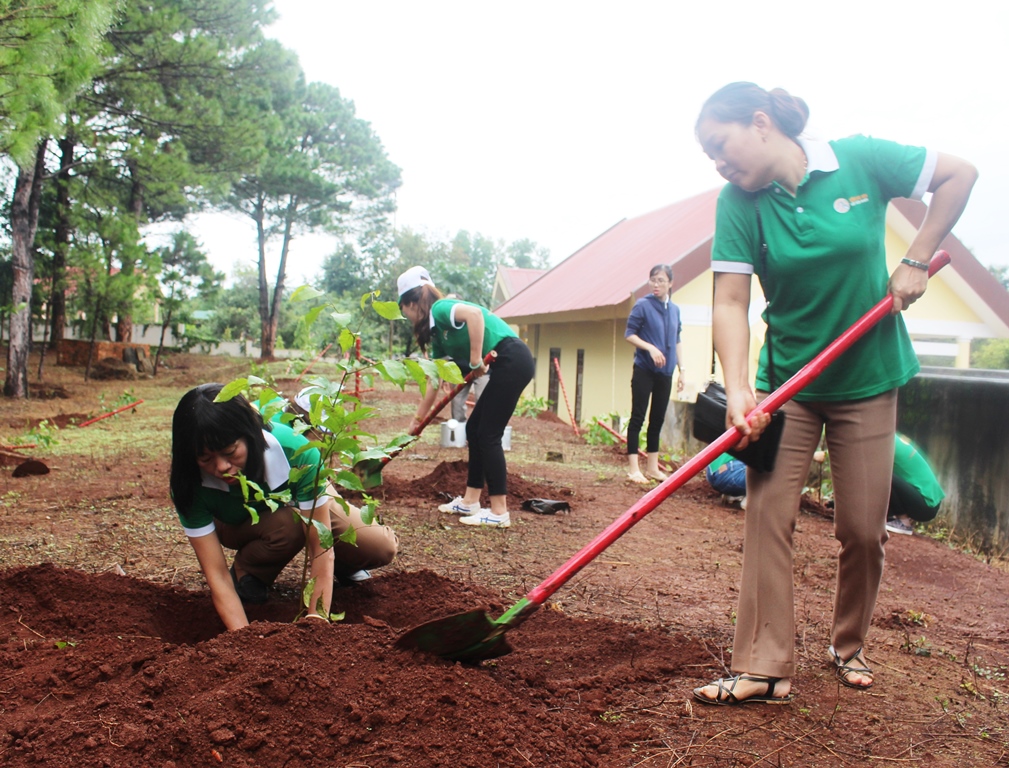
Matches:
[495,189,1009,425]
[491,267,546,310]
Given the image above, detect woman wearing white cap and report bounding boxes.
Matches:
[397,266,534,528]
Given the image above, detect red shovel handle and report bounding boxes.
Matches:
[525,251,950,606]
[378,352,496,468]
[410,351,496,437]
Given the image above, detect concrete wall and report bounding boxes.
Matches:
[898,369,1009,553]
[661,368,1009,554]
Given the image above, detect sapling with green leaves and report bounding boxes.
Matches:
[213,285,463,621]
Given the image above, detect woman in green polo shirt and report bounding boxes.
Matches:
[691,82,976,706]
[170,384,398,630]
[397,266,535,529]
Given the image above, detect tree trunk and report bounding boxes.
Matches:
[154,306,173,376]
[116,161,144,343]
[36,268,53,381]
[4,142,47,399]
[262,199,296,360]
[255,196,274,357]
[49,135,74,349]
[85,294,103,382]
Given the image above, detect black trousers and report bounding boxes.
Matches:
[465,337,535,496]
[888,474,940,522]
[627,364,673,455]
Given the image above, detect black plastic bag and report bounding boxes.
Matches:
[521,498,571,515]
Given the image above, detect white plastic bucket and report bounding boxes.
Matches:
[440,422,511,450]
[440,420,467,448]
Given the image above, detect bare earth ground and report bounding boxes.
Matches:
[0,353,1007,767]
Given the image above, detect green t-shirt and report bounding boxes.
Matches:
[893,434,944,507]
[707,453,734,473]
[711,135,935,401]
[429,299,517,363]
[177,422,328,537]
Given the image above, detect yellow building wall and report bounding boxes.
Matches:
[526,273,745,424]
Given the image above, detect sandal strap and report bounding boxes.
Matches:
[831,646,873,677]
[713,674,782,703]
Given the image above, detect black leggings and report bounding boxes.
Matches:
[627,364,672,455]
[465,337,535,496]
[888,474,940,522]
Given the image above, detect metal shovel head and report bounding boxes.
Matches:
[395,608,513,662]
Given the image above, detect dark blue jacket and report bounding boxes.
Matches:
[625,294,681,376]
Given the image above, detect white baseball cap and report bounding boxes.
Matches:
[397,266,436,299]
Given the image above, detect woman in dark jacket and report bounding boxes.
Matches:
[624,264,685,483]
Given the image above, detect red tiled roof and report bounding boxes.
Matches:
[496,189,720,319]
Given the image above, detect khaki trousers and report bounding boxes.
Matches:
[731,390,896,679]
[216,498,399,585]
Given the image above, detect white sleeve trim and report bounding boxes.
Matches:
[184,523,217,538]
[448,304,466,329]
[297,493,333,512]
[711,260,754,275]
[910,149,937,200]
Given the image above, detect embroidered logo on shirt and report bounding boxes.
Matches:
[834,193,870,214]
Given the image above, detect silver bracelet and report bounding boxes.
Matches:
[901,257,929,271]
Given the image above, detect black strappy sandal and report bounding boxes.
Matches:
[829,645,874,690]
[692,674,795,706]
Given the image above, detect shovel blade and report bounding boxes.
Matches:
[395,609,514,662]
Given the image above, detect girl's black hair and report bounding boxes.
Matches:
[650,263,673,282]
[696,82,810,139]
[399,282,444,351]
[169,383,270,514]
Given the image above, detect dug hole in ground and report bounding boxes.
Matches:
[0,353,1007,767]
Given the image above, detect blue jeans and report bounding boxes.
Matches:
[706,460,746,496]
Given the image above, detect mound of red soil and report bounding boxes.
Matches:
[0,565,704,768]
[9,412,89,430]
[387,459,575,508]
[536,410,566,424]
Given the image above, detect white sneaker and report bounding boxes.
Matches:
[885,517,914,535]
[335,569,371,587]
[438,496,482,515]
[458,510,511,528]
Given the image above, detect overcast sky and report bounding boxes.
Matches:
[186,1,1008,285]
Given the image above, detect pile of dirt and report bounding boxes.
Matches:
[536,410,567,424]
[2,366,1008,767]
[0,565,704,768]
[385,459,577,508]
[27,383,71,400]
[9,412,89,430]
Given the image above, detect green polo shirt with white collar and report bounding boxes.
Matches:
[178,422,330,538]
[429,298,517,363]
[711,134,936,401]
